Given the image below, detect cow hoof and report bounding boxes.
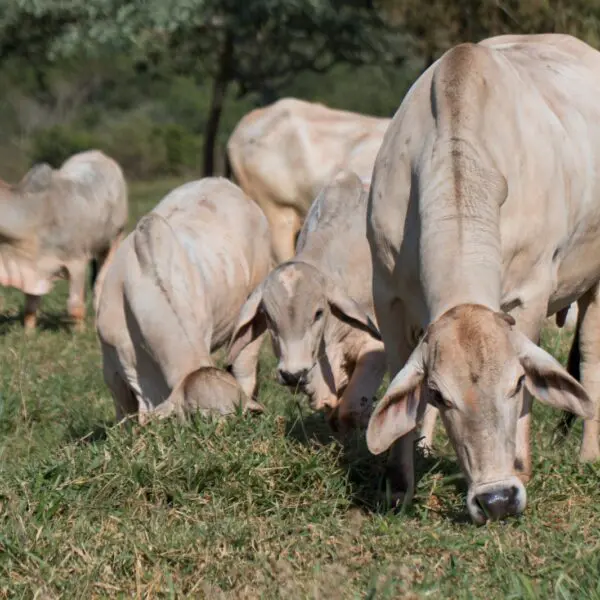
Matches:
[72,320,85,333]
[23,317,37,332]
[377,486,412,513]
[579,445,600,463]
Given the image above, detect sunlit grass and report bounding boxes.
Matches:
[0,179,598,598]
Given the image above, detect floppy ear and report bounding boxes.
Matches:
[227,282,267,364]
[512,331,594,419]
[326,284,381,341]
[366,341,427,455]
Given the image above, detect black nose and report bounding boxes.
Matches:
[475,486,519,521]
[278,369,308,387]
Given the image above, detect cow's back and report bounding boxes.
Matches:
[228,98,389,215]
[296,171,374,313]
[369,33,600,325]
[153,178,271,348]
[58,150,128,250]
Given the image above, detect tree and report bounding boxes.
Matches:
[376,0,600,67]
[2,0,407,175]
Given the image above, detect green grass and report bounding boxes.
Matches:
[0,179,599,598]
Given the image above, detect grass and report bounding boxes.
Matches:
[0,178,599,599]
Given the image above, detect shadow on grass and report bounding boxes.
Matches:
[64,419,114,445]
[0,311,76,335]
[285,408,469,522]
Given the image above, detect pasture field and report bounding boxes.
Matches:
[0,179,598,599]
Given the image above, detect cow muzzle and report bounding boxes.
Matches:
[277,368,309,389]
[467,477,526,525]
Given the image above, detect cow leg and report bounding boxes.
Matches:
[66,261,87,331]
[264,205,301,264]
[335,341,387,431]
[374,297,420,509]
[92,233,123,314]
[510,299,547,483]
[102,349,138,424]
[553,321,581,442]
[228,329,267,400]
[23,294,41,332]
[419,405,439,452]
[575,285,600,461]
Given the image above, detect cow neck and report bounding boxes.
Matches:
[417,143,505,321]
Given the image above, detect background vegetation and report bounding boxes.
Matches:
[3,1,600,183]
[1,1,600,598]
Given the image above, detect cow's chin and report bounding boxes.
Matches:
[466,476,527,525]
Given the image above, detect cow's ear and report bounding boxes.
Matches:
[326,284,381,341]
[511,330,594,419]
[227,282,267,365]
[366,342,427,455]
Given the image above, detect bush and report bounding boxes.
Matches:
[28,116,202,179]
[29,126,98,168]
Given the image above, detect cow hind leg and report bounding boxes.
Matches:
[92,233,123,315]
[264,205,301,265]
[23,294,41,332]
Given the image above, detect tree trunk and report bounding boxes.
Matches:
[203,32,233,177]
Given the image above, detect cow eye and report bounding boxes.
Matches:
[429,388,451,409]
[314,309,323,322]
[512,375,526,397]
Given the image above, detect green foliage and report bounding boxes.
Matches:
[0,179,598,596]
[29,125,97,167]
[29,119,201,178]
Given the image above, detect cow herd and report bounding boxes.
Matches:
[2,33,600,525]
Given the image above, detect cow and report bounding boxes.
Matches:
[0,150,128,331]
[227,97,391,265]
[227,170,385,430]
[364,34,599,525]
[96,177,271,424]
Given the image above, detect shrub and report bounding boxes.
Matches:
[28,116,202,179]
[29,126,98,168]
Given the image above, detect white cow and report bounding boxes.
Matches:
[228,170,385,429]
[365,34,598,524]
[0,150,127,330]
[97,178,270,423]
[227,98,391,264]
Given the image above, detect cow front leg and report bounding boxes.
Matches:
[23,294,41,332]
[509,298,547,483]
[373,296,419,509]
[576,285,600,461]
[333,341,386,432]
[228,329,266,401]
[67,261,87,331]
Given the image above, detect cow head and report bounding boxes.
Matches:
[154,366,264,422]
[367,304,592,524]
[227,261,380,408]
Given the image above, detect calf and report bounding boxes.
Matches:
[97,178,270,423]
[228,171,385,429]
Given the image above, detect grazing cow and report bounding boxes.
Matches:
[365,34,599,524]
[227,170,385,429]
[97,178,270,424]
[0,150,128,330]
[227,98,391,264]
